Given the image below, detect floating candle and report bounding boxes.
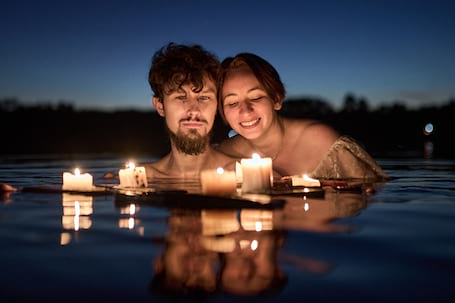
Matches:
[118,161,148,188]
[240,153,273,193]
[291,174,321,187]
[62,168,93,191]
[200,167,237,196]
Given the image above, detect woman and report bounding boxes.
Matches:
[216,53,387,181]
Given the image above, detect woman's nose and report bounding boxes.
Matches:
[239,100,253,114]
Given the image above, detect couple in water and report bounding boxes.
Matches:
[0,42,387,196]
[145,42,387,183]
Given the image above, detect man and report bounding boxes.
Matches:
[144,43,236,180]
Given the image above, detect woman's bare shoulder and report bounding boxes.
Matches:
[285,118,338,142]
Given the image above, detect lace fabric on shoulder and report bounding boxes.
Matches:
[310,136,388,181]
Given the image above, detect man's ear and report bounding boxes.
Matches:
[152,97,165,117]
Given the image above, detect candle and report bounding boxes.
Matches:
[118,161,148,188]
[291,174,321,187]
[200,167,237,196]
[62,168,93,191]
[240,153,273,193]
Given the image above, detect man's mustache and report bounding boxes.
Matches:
[180,117,208,124]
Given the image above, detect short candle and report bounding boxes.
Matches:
[119,161,147,188]
[200,167,237,196]
[291,174,321,187]
[240,153,273,193]
[62,168,93,191]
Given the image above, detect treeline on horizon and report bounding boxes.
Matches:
[1,95,454,159]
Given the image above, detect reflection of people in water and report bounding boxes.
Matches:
[149,209,219,299]
[149,189,369,298]
[276,190,369,233]
[149,209,289,298]
[217,229,288,296]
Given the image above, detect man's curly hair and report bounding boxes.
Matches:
[148,43,220,101]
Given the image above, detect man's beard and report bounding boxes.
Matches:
[168,127,211,156]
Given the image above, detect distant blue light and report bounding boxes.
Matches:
[424,123,433,135]
[228,129,237,138]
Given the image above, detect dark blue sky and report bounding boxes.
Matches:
[1,0,454,110]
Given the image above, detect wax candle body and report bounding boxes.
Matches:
[62,169,93,191]
[200,168,237,196]
[240,155,273,193]
[291,174,321,187]
[119,163,148,188]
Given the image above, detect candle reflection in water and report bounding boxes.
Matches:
[60,193,93,245]
[118,203,144,236]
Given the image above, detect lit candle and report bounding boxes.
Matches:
[118,161,148,188]
[62,168,93,191]
[291,174,321,187]
[200,167,237,196]
[240,153,273,193]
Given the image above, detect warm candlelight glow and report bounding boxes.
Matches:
[62,193,93,231]
[200,168,237,196]
[240,153,273,193]
[252,153,260,160]
[62,168,93,192]
[119,160,147,188]
[255,221,262,232]
[291,173,321,187]
[129,204,136,215]
[250,240,258,251]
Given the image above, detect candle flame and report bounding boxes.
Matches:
[127,161,135,169]
[74,168,80,176]
[303,174,318,182]
[252,153,261,160]
[216,167,224,175]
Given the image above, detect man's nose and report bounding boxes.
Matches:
[187,97,201,117]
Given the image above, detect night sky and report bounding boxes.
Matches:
[1,0,454,110]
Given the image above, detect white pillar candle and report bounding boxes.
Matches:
[119,161,148,188]
[200,167,237,196]
[240,153,273,193]
[291,174,321,187]
[62,168,93,191]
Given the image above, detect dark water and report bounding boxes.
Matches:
[1,155,454,303]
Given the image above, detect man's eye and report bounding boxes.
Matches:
[198,96,211,102]
[176,96,186,101]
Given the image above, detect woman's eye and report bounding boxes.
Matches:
[250,96,264,101]
[224,101,238,108]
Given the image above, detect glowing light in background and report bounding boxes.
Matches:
[228,130,237,138]
[423,123,434,136]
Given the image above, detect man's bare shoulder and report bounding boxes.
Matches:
[143,157,170,179]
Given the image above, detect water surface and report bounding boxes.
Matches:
[1,155,454,302]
